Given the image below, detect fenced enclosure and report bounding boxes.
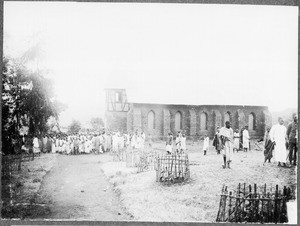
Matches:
[125,148,141,167]
[216,183,296,223]
[156,153,190,183]
[137,151,157,173]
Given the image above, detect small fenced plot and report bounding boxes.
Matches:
[125,149,141,167]
[216,183,295,223]
[156,153,190,184]
[137,152,157,173]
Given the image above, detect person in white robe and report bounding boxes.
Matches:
[203,134,209,155]
[175,134,181,153]
[180,134,187,153]
[243,126,250,152]
[33,135,41,155]
[51,136,56,153]
[233,129,240,152]
[131,134,137,149]
[219,121,234,169]
[140,132,146,149]
[166,133,173,154]
[269,117,288,167]
[135,134,142,149]
[85,137,91,154]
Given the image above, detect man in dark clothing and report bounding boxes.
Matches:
[287,113,298,166]
[212,127,221,154]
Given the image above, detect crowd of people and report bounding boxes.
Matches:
[19,130,152,157]
[211,113,298,169]
[16,113,298,170]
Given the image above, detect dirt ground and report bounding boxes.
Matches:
[35,154,132,220]
[2,140,297,222]
[100,141,297,222]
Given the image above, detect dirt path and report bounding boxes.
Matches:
[36,154,131,220]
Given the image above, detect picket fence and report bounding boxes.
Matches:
[216,183,295,223]
[156,153,190,183]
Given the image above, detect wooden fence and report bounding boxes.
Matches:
[137,152,157,173]
[216,183,295,223]
[156,153,190,183]
[125,149,141,167]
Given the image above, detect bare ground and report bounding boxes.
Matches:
[35,154,132,220]
[100,141,297,222]
[2,141,297,222]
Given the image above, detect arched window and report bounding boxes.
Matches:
[224,112,231,124]
[147,110,155,130]
[175,111,182,131]
[249,113,256,130]
[200,112,208,130]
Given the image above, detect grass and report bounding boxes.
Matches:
[1,153,58,219]
[101,141,297,222]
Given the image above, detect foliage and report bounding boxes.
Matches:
[89,117,104,131]
[68,119,82,134]
[2,57,66,154]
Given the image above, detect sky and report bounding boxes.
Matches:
[3,2,298,127]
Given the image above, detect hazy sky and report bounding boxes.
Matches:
[4,2,298,127]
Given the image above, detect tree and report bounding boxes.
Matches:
[89,117,104,131]
[2,57,66,154]
[68,120,82,134]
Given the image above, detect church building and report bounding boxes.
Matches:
[104,89,272,139]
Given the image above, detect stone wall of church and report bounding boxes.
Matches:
[126,103,271,139]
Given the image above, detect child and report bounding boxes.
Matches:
[180,134,187,154]
[203,134,209,155]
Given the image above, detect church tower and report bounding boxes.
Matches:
[104,89,130,132]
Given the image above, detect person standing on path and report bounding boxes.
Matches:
[269,117,288,167]
[243,126,250,152]
[219,121,234,169]
[203,134,209,155]
[287,113,298,166]
[263,127,274,164]
[233,129,240,152]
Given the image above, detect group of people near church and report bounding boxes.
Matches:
[165,131,187,154]
[20,130,151,158]
[20,113,298,170]
[21,132,114,155]
[213,125,251,154]
[211,113,298,169]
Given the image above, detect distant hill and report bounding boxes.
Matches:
[270,108,297,126]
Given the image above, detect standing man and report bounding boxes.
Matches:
[263,127,273,164]
[287,113,298,166]
[212,127,222,154]
[243,126,250,152]
[219,121,234,169]
[269,117,288,167]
